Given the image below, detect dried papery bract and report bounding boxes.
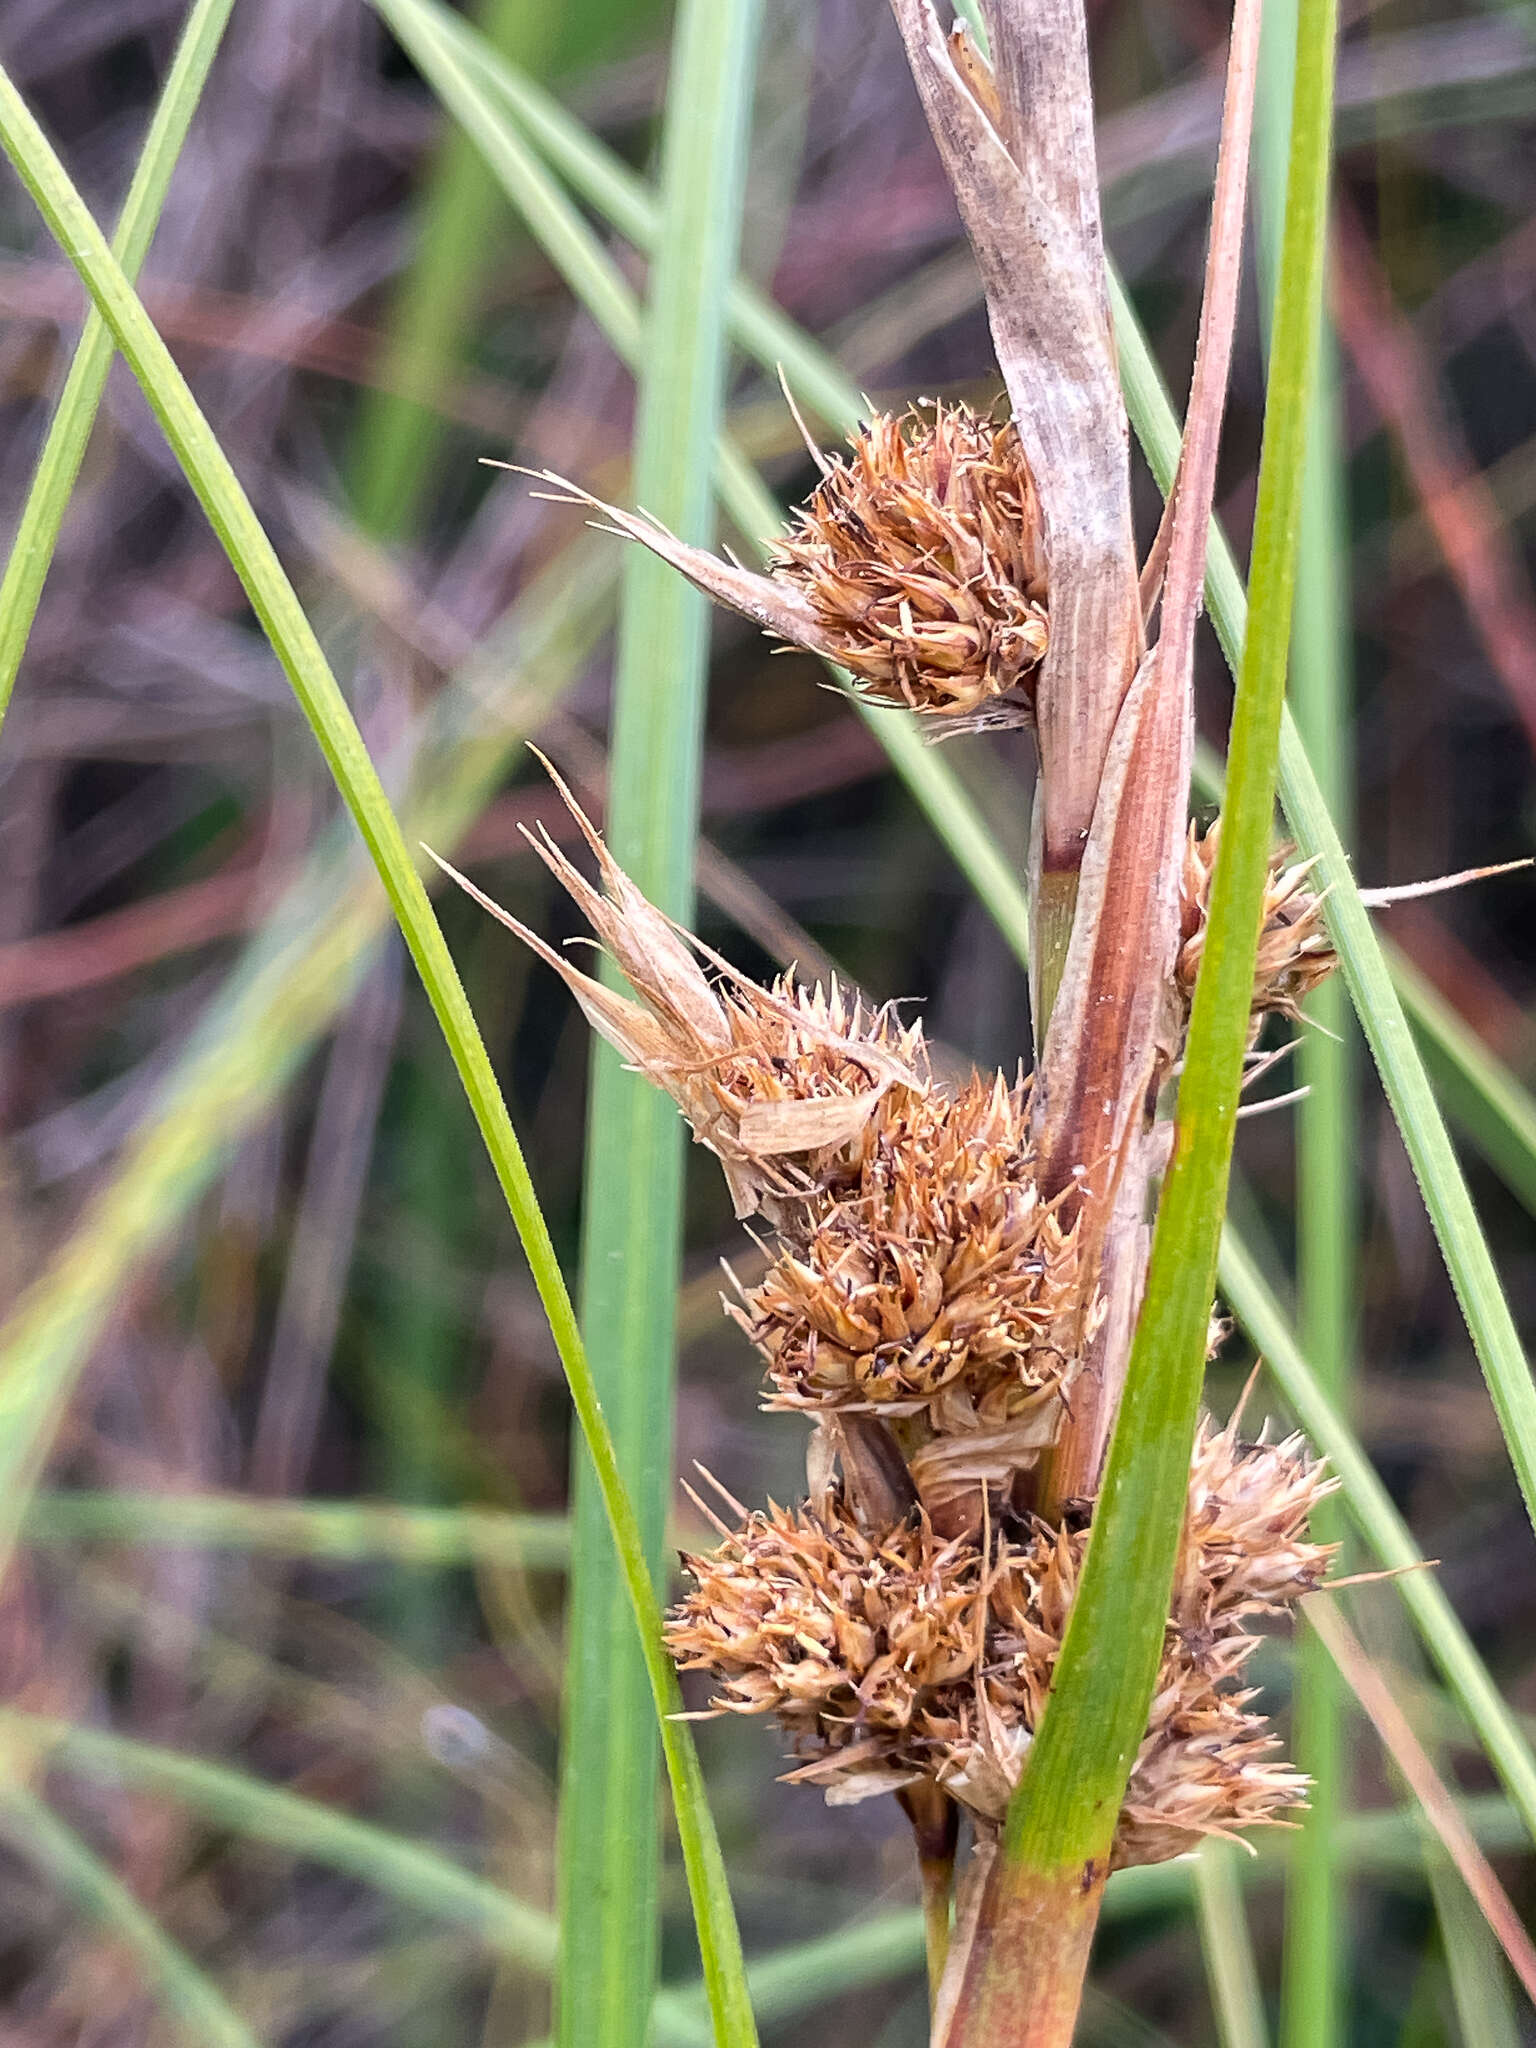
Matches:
[425,765,928,1222]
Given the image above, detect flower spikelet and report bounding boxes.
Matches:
[1177,821,1337,1029]
[521,402,1046,730]
[441,762,929,1219]
[768,403,1049,725]
[738,1073,1081,1416]
[1179,1409,1338,1623]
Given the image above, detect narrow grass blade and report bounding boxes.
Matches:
[0,0,236,726]
[1109,260,1536,1536]
[0,71,755,2047]
[1279,363,1352,2048]
[347,0,555,539]
[2,1710,557,1967]
[1195,1843,1271,2048]
[1255,6,1357,2039]
[0,1781,263,2048]
[556,6,761,2044]
[22,1491,571,1569]
[1218,1227,1536,1843]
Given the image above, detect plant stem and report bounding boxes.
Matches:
[936,1856,1106,2048]
[938,0,1338,2025]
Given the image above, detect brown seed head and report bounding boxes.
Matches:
[738,1073,1081,1416]
[770,403,1049,725]
[669,1416,1331,1863]
[1177,821,1337,1027]
[666,1494,992,1796]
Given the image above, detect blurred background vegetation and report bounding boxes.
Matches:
[0,0,1533,2040]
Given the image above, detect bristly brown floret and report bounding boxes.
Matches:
[668,1419,1334,1867]
[666,1493,991,1801]
[522,402,1048,731]
[767,404,1049,725]
[737,1073,1081,1418]
[1177,821,1337,1030]
[428,761,928,1221]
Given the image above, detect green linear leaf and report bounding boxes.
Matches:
[0,1781,262,2048]
[0,0,236,726]
[23,1491,571,1568]
[1255,3,1355,2038]
[0,64,754,2048]
[555,3,761,2044]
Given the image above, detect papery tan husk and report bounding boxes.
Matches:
[430,763,929,1221]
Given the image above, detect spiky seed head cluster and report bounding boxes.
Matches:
[452,775,1333,1866]
[739,1073,1080,1419]
[527,401,1047,732]
[667,1416,1335,1866]
[768,403,1049,725]
[473,774,1088,1521]
[1177,821,1337,1028]
[667,1495,988,1790]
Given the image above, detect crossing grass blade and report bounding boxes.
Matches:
[1252,4,1356,2039]
[0,0,236,728]
[0,65,755,2048]
[0,1781,263,2048]
[22,1491,572,1568]
[552,5,761,2044]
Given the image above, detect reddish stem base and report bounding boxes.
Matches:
[935,1847,1107,2048]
